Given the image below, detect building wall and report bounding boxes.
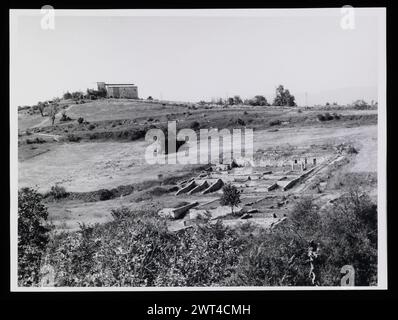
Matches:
[106,86,138,99]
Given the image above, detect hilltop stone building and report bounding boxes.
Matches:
[97,82,138,99]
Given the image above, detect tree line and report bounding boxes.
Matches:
[208,85,296,107]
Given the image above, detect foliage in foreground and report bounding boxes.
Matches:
[19,187,377,287]
[18,188,51,286]
[46,213,243,287]
[225,192,377,286]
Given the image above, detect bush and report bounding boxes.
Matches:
[46,210,243,287]
[324,112,333,121]
[227,191,377,286]
[347,146,358,154]
[49,184,68,199]
[110,207,133,220]
[236,118,245,126]
[63,92,72,100]
[88,124,96,130]
[321,190,377,285]
[18,188,51,286]
[26,137,46,144]
[248,95,269,106]
[41,188,377,287]
[99,189,113,201]
[352,99,372,110]
[190,121,200,131]
[67,134,81,142]
[60,111,72,122]
[269,119,281,126]
[77,117,84,124]
[317,113,336,121]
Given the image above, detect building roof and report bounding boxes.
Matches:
[105,83,136,87]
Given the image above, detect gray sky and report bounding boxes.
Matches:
[10,9,382,106]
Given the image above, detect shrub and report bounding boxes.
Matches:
[236,118,245,126]
[63,92,72,100]
[249,95,269,106]
[99,189,113,201]
[190,121,200,131]
[60,111,72,122]
[110,207,133,220]
[47,210,243,287]
[269,119,281,126]
[352,99,372,110]
[317,113,336,121]
[332,113,341,120]
[18,188,50,286]
[347,146,358,154]
[49,184,68,199]
[67,134,81,142]
[324,112,333,121]
[77,117,84,124]
[321,190,377,285]
[26,137,46,144]
[88,124,96,130]
[42,189,377,287]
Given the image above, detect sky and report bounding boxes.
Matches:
[10,9,383,107]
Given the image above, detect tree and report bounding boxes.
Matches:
[216,98,224,105]
[220,184,241,215]
[48,104,58,126]
[272,85,296,106]
[250,95,269,106]
[63,91,72,100]
[18,188,51,286]
[72,91,84,100]
[233,95,243,105]
[227,97,235,105]
[351,99,371,110]
[37,102,45,117]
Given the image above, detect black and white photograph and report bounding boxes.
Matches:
[9,7,387,291]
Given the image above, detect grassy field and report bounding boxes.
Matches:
[21,99,377,143]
